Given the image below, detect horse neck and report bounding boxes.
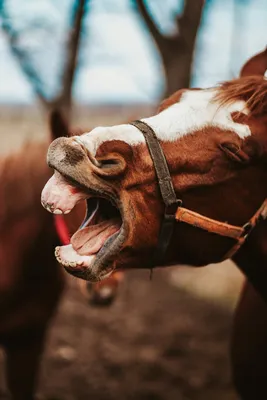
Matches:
[220,155,267,301]
[233,218,267,303]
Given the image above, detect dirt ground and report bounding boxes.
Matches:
[0,265,243,400]
[15,264,243,400]
[0,108,244,400]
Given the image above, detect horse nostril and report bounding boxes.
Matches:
[73,136,101,167]
[72,137,90,157]
[73,136,89,156]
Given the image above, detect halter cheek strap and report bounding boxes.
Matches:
[130,120,267,265]
[130,120,181,265]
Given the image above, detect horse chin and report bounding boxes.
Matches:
[56,244,115,282]
[54,226,124,282]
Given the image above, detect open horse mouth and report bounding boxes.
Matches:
[41,171,124,281]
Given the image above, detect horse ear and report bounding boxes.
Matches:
[240,47,267,77]
[49,109,69,141]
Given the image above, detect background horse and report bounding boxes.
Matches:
[0,121,64,399]
[0,110,122,400]
[42,48,267,399]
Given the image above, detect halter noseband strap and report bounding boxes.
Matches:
[130,120,267,265]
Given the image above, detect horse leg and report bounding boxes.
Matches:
[231,281,267,399]
[4,327,46,400]
[79,271,124,306]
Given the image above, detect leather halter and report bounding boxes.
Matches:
[130,120,267,265]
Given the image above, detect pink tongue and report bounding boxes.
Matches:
[71,219,120,256]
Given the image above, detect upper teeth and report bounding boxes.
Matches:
[41,202,70,215]
[54,209,63,215]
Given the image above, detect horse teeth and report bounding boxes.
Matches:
[64,210,71,214]
[45,204,53,213]
[54,209,63,215]
[53,248,83,269]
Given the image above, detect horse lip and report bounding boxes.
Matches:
[63,264,115,282]
[47,139,111,199]
[62,224,125,282]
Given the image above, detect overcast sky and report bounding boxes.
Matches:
[0,0,266,104]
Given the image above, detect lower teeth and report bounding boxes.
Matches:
[54,247,84,268]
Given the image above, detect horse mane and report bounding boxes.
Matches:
[214,76,267,116]
[0,140,50,227]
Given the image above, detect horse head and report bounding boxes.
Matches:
[48,110,124,302]
[41,48,267,285]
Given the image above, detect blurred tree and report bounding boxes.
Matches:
[0,0,88,121]
[135,0,205,96]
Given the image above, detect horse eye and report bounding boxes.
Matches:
[99,159,119,169]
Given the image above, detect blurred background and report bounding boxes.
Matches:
[0,0,266,399]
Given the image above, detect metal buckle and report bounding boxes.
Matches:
[164,199,182,218]
[153,199,182,267]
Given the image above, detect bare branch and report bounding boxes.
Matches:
[0,0,88,117]
[135,0,165,47]
[0,3,49,106]
[58,0,89,110]
[135,0,205,95]
[178,0,205,48]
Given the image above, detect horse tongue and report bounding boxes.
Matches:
[71,220,120,256]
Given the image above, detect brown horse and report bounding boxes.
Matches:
[0,130,64,400]
[42,47,267,399]
[0,111,122,400]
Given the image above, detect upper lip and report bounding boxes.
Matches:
[54,163,119,205]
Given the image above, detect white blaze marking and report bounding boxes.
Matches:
[77,124,145,156]
[78,88,251,155]
[143,89,250,141]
